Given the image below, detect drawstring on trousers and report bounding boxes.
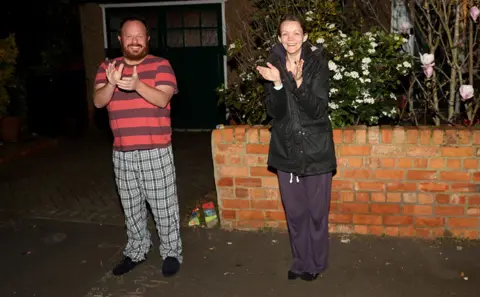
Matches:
[289,173,300,184]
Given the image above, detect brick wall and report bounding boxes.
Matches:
[212,125,480,239]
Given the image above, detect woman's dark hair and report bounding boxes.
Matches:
[119,16,150,36]
[276,15,306,37]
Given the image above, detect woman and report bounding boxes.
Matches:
[256,15,337,281]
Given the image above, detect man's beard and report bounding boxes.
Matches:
[121,43,149,61]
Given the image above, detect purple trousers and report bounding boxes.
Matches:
[277,170,333,274]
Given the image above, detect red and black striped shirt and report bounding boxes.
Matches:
[95,55,178,151]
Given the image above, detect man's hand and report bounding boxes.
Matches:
[106,61,124,86]
[117,66,140,91]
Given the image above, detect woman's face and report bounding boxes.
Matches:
[278,20,307,55]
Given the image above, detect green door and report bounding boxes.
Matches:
[104,4,225,130]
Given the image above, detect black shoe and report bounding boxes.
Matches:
[300,272,320,281]
[112,256,145,276]
[288,270,301,280]
[162,257,180,277]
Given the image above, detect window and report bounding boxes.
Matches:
[166,9,219,48]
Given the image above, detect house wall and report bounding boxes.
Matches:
[79,3,105,127]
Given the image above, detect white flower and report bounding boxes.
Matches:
[402,38,409,43]
[333,73,343,80]
[362,57,372,64]
[328,102,339,109]
[328,60,337,71]
[238,94,246,102]
[365,78,371,83]
[394,35,400,41]
[390,93,396,100]
[363,70,370,76]
[403,61,412,68]
[306,10,314,15]
[420,53,435,66]
[350,71,359,78]
[370,42,378,48]
[390,107,397,114]
[228,43,236,49]
[330,88,338,94]
[339,31,347,38]
[365,32,373,37]
[306,17,313,22]
[316,38,325,44]
[327,23,335,29]
[368,49,376,54]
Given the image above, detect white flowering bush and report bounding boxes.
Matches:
[318,28,413,127]
[217,0,413,127]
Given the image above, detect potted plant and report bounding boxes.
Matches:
[0,34,23,143]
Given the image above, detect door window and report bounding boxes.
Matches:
[166,9,219,48]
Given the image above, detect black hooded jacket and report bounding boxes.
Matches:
[263,42,337,176]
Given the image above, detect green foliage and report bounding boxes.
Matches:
[217,0,412,127]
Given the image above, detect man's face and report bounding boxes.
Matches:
[118,20,150,61]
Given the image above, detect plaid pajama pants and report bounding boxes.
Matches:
[112,146,183,263]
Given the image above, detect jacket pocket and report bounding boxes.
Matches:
[303,131,330,164]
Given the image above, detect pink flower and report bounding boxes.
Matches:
[471,6,480,22]
[459,85,474,101]
[423,65,434,78]
[401,22,411,33]
[420,53,435,66]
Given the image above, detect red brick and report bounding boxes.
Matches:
[387,183,417,191]
[416,217,445,227]
[392,127,406,143]
[227,154,242,164]
[343,169,371,179]
[435,206,465,215]
[451,183,478,192]
[356,192,370,202]
[440,147,473,157]
[354,225,369,234]
[339,192,354,202]
[429,158,445,168]
[332,180,354,190]
[343,129,355,143]
[340,145,371,156]
[403,193,417,203]
[235,177,262,187]
[446,159,462,169]
[219,166,249,177]
[216,143,245,154]
[406,147,438,157]
[469,196,480,205]
[387,193,402,202]
[259,129,270,143]
[250,166,275,177]
[251,200,278,210]
[473,130,480,144]
[448,217,479,228]
[440,171,470,181]
[413,158,428,168]
[384,215,414,225]
[246,144,269,154]
[333,130,342,143]
[355,128,367,144]
[397,158,412,168]
[385,227,399,236]
[355,181,385,191]
[371,204,401,214]
[237,210,264,220]
[458,129,472,144]
[247,128,259,143]
[368,225,385,235]
[223,199,250,209]
[450,229,479,239]
[419,129,432,145]
[432,130,444,144]
[372,145,405,156]
[329,214,352,223]
[235,188,249,198]
[221,210,236,220]
[463,159,478,169]
[407,170,437,180]
[214,153,226,164]
[371,192,386,202]
[403,205,432,215]
[265,211,286,221]
[418,193,434,204]
[262,177,278,188]
[348,158,363,167]
[339,203,369,213]
[222,128,234,142]
[234,126,247,142]
[419,182,449,192]
[406,128,419,144]
[353,214,382,225]
[381,128,392,143]
[379,158,395,168]
[467,207,480,216]
[217,177,233,187]
[374,169,405,180]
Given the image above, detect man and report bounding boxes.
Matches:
[93,16,182,277]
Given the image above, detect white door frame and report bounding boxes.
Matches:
[100,0,228,86]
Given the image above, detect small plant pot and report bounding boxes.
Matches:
[0,116,22,142]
